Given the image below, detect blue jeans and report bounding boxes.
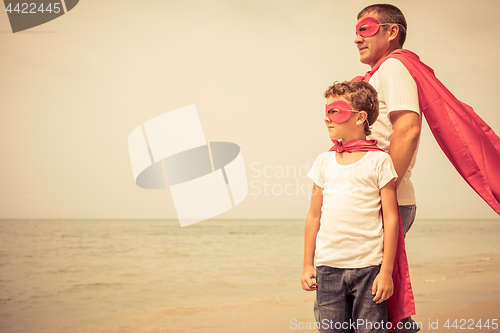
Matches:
[313,205,418,332]
[316,265,387,333]
[399,205,417,237]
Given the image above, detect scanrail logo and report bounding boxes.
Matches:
[128,105,248,227]
[3,0,79,33]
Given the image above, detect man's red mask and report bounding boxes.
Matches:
[356,17,388,38]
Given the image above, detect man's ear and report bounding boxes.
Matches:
[387,24,400,43]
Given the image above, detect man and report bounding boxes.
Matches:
[354,5,420,333]
[353,3,500,332]
[355,4,420,236]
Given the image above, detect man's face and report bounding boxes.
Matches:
[354,11,393,68]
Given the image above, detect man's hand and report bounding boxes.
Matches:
[301,265,318,291]
[372,271,394,303]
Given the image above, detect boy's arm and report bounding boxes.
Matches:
[301,184,323,291]
[372,178,399,303]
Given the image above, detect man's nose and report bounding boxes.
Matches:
[354,34,363,44]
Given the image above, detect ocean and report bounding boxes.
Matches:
[0,219,499,333]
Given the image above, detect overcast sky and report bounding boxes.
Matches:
[1,0,499,220]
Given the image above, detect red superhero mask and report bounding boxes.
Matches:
[325,100,360,123]
[356,16,394,38]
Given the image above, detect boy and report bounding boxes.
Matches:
[301,81,399,333]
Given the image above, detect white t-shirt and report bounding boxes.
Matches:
[308,151,398,268]
[367,58,420,205]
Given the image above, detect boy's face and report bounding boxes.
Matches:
[324,96,360,141]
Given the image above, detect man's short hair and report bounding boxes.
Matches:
[358,4,407,47]
[324,81,379,135]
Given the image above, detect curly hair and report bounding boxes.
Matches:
[324,80,379,135]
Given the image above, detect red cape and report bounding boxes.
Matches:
[354,49,500,215]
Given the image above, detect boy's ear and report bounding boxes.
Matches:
[357,111,368,125]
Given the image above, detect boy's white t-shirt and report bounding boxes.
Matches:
[308,150,397,268]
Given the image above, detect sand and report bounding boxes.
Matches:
[410,252,500,332]
[82,252,500,333]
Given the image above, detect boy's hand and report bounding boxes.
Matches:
[372,271,393,304]
[301,266,318,291]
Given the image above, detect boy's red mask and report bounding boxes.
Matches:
[356,17,383,37]
[325,100,360,123]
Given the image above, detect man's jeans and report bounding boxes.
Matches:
[313,205,418,332]
[399,205,417,236]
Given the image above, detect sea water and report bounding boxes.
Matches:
[0,219,499,333]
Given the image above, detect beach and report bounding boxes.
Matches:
[82,253,500,333]
[1,219,499,333]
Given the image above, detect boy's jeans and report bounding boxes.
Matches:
[316,265,387,333]
[313,205,419,333]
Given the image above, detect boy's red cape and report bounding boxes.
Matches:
[330,140,415,330]
[353,49,500,215]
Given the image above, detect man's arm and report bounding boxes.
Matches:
[372,178,399,303]
[389,110,421,189]
[301,184,323,291]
